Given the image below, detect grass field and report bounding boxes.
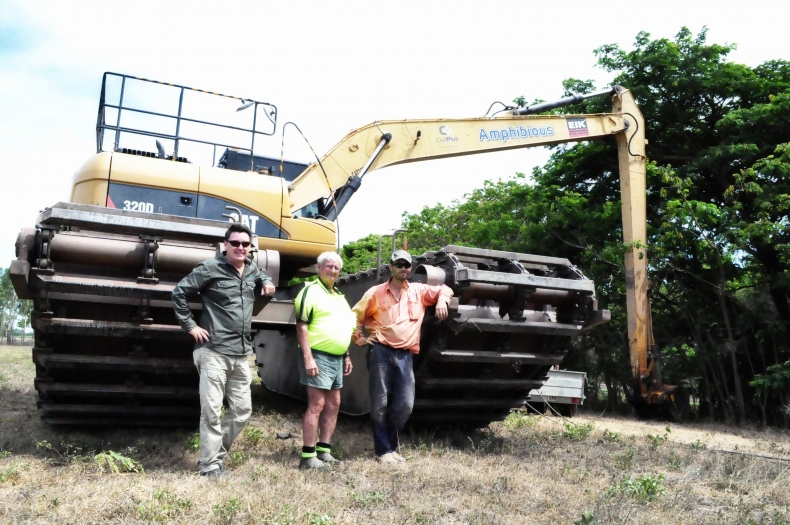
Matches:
[1,345,789,524]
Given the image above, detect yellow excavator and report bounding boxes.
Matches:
[10,72,685,426]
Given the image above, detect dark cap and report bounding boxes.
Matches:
[390,250,411,264]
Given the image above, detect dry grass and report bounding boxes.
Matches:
[1,345,789,524]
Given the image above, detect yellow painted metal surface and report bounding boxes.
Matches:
[70,152,111,205]
[198,165,284,228]
[280,216,336,245]
[110,153,199,192]
[255,236,335,258]
[287,114,626,212]
[612,89,649,391]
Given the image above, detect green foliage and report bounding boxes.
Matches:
[575,511,596,525]
[35,440,90,463]
[266,504,296,525]
[561,422,594,440]
[94,451,144,474]
[646,431,669,450]
[137,490,193,523]
[602,430,621,443]
[0,268,33,343]
[502,411,537,430]
[340,234,381,275]
[389,27,790,426]
[0,462,23,483]
[615,445,637,471]
[690,439,708,451]
[212,498,241,525]
[610,473,665,502]
[350,489,384,507]
[185,433,200,451]
[305,512,334,525]
[243,427,265,447]
[668,454,682,470]
[227,450,247,467]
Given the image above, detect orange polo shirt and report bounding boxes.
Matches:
[352,279,453,354]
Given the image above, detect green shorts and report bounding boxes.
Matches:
[298,350,344,390]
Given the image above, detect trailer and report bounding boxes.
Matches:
[527,369,587,418]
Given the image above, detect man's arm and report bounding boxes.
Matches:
[172,265,211,342]
[253,266,276,296]
[420,284,454,320]
[351,287,375,345]
[296,321,319,377]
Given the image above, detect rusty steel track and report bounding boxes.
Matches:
[257,245,610,427]
[13,204,609,428]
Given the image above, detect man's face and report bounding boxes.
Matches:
[318,259,341,288]
[390,259,412,282]
[224,231,251,264]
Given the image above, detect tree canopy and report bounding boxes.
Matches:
[359,27,790,426]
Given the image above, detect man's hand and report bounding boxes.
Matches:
[353,330,370,346]
[343,356,353,376]
[435,298,449,320]
[304,356,319,377]
[262,284,276,296]
[189,326,210,343]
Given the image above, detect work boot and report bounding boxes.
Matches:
[198,461,226,477]
[377,453,398,464]
[299,456,326,470]
[317,452,343,466]
[200,467,225,478]
[391,451,406,463]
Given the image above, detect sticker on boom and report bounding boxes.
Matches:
[567,118,589,138]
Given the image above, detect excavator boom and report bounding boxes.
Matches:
[287,112,626,214]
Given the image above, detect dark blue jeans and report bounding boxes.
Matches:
[368,342,415,456]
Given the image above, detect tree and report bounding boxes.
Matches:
[394,28,790,425]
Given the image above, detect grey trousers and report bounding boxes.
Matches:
[193,347,252,473]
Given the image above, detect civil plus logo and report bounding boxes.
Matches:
[567,118,589,138]
[436,125,459,144]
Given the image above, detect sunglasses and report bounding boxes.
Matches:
[227,240,251,248]
[392,261,411,269]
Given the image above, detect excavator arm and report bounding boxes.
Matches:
[288,105,627,215]
[287,86,684,419]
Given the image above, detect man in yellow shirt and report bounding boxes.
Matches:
[294,252,356,469]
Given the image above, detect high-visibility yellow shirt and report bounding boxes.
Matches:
[294,278,356,355]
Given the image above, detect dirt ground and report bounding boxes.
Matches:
[1,345,789,524]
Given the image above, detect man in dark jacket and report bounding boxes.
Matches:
[172,223,274,477]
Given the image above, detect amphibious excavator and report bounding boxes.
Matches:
[10,72,683,426]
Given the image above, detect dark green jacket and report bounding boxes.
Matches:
[172,255,273,356]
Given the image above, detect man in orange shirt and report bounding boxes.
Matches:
[352,250,453,463]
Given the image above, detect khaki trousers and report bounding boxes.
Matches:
[193,347,252,473]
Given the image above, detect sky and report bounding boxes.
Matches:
[0,0,788,265]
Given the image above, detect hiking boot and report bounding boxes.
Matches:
[316,452,343,466]
[299,456,326,469]
[377,452,398,464]
[391,451,406,463]
[200,467,225,478]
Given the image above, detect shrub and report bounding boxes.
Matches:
[610,474,665,502]
[212,498,241,525]
[562,422,594,440]
[94,451,144,474]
